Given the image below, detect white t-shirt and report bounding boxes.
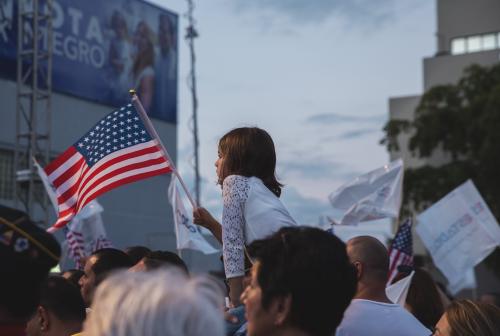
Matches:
[222,175,297,278]
[336,299,431,336]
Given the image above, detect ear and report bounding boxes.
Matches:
[353,261,363,280]
[272,295,292,326]
[38,306,50,332]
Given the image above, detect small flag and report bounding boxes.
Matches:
[386,270,415,306]
[168,176,218,255]
[387,218,414,284]
[44,103,172,231]
[64,200,113,269]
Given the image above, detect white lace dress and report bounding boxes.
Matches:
[222,175,298,278]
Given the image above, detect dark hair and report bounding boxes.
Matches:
[39,276,86,323]
[218,127,282,197]
[404,268,444,329]
[62,269,84,289]
[125,246,152,265]
[247,226,357,336]
[91,248,133,286]
[446,300,500,336]
[143,250,189,274]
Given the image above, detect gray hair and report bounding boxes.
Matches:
[83,268,225,336]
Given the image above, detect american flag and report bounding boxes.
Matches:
[64,227,85,269]
[387,218,414,284]
[45,103,172,231]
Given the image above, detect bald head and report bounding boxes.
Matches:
[347,236,389,283]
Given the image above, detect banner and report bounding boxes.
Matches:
[416,180,500,287]
[328,159,404,226]
[0,0,177,123]
[168,176,218,255]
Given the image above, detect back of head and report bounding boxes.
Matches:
[62,269,84,289]
[125,246,151,265]
[39,276,86,323]
[218,127,282,197]
[347,236,389,285]
[247,226,357,336]
[0,205,61,321]
[446,300,500,336]
[142,250,189,274]
[84,269,225,336]
[405,268,444,329]
[91,248,133,285]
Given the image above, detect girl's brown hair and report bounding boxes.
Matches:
[218,127,282,197]
[446,300,500,336]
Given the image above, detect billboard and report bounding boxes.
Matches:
[0,0,178,123]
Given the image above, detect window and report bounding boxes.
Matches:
[451,38,466,54]
[451,32,500,55]
[0,149,14,200]
[482,34,496,50]
[467,36,481,52]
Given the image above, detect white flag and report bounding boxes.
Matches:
[168,176,218,254]
[33,157,58,214]
[416,180,500,288]
[328,159,404,226]
[386,271,415,306]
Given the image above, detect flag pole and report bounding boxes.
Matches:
[129,90,197,209]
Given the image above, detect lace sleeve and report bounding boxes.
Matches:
[222,175,250,278]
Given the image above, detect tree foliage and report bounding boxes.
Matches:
[382,63,500,277]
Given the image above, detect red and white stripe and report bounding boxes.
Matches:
[387,249,413,284]
[45,140,171,231]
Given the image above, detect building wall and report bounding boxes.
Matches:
[424,49,500,90]
[0,78,222,274]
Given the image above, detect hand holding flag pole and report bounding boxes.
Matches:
[129,90,197,209]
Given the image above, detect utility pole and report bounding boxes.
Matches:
[185,0,200,205]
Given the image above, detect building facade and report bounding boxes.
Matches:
[388,0,500,293]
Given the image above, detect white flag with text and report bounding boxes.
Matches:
[416,180,500,288]
[168,176,218,254]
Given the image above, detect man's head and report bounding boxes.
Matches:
[79,248,132,306]
[124,246,151,265]
[242,226,357,336]
[130,250,189,274]
[25,276,85,336]
[0,205,61,323]
[346,236,389,293]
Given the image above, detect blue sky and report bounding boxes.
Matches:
[150,0,435,224]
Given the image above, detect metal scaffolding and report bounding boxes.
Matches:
[14,0,53,224]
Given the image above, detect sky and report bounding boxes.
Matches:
[149,0,435,224]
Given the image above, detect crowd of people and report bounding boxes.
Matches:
[1,127,500,336]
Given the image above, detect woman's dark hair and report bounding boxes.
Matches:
[247,226,357,336]
[403,268,444,329]
[218,127,282,197]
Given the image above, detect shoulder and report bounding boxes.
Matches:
[223,175,250,189]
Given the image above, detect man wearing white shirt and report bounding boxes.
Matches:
[336,236,430,336]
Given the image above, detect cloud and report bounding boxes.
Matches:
[281,186,331,224]
[306,113,385,125]
[337,128,380,139]
[230,0,419,27]
[279,155,360,182]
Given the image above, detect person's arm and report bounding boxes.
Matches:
[193,207,222,243]
[221,175,249,307]
[139,75,154,110]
